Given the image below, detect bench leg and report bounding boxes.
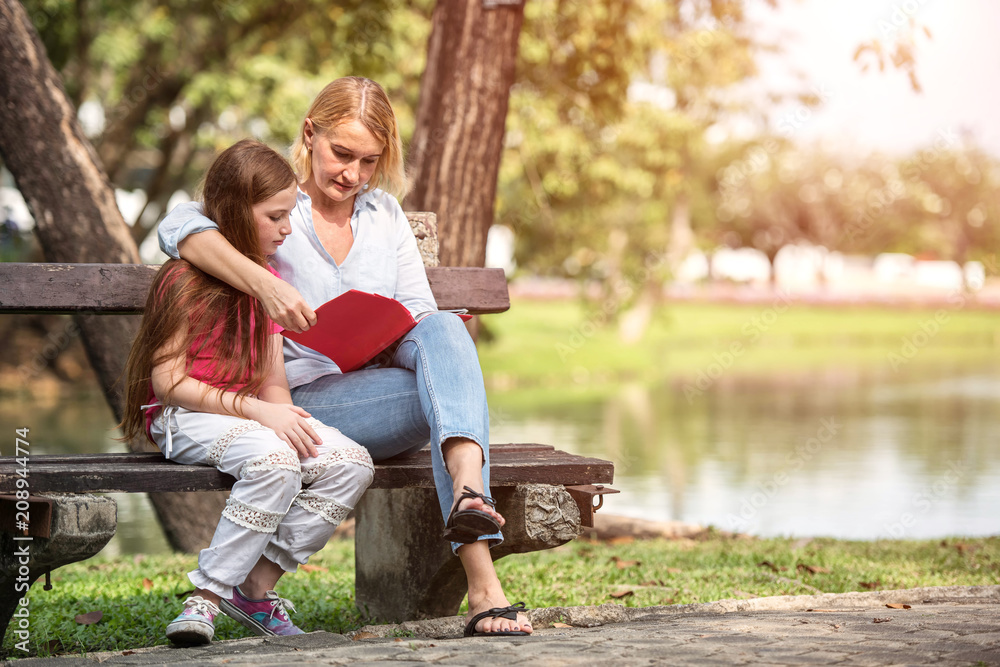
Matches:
[354,484,582,623]
[1,494,116,640]
[354,488,461,623]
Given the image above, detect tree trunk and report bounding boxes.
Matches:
[0,0,224,553]
[667,191,694,273]
[405,0,525,268]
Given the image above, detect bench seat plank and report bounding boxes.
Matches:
[0,445,614,494]
[0,263,510,314]
[0,443,557,466]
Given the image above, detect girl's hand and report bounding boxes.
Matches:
[251,401,321,458]
[259,273,317,333]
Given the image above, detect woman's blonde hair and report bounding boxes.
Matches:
[290,76,408,199]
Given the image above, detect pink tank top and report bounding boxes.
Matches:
[143,263,283,440]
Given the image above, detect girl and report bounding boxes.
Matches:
[120,139,374,646]
[157,77,530,636]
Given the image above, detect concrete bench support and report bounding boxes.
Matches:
[354,484,582,623]
[0,494,116,638]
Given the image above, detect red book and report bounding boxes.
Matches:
[281,290,471,372]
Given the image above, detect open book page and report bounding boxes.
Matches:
[282,290,470,372]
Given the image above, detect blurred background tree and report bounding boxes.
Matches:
[496,0,791,339]
[17,0,997,285]
[21,0,432,246]
[714,138,1000,270]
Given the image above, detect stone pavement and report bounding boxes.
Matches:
[8,586,1000,666]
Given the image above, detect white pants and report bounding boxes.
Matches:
[150,406,374,599]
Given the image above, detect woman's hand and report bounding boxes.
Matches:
[250,400,321,458]
[177,230,316,332]
[258,273,317,333]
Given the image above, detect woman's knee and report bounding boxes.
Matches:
[414,311,468,337]
[395,313,477,376]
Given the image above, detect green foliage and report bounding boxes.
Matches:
[19,0,998,275]
[496,0,998,288]
[20,0,432,222]
[27,0,411,114]
[499,0,777,288]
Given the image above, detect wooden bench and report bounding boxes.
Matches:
[0,219,616,635]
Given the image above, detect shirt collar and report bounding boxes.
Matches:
[355,188,379,211]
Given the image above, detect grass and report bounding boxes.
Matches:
[502,534,1000,609]
[4,534,998,658]
[477,298,1000,396]
[2,541,357,659]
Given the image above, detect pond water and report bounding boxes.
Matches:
[490,359,1000,541]
[3,356,998,555]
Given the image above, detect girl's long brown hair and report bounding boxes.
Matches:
[119,139,296,442]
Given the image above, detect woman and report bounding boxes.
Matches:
[157,77,531,636]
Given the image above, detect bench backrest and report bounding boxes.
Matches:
[0,213,508,314]
[0,263,509,314]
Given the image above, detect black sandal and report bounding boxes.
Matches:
[464,602,530,637]
[442,486,501,544]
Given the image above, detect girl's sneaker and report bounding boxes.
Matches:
[165,596,220,646]
[220,587,305,636]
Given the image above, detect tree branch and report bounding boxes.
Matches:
[131,101,212,247]
[97,1,311,180]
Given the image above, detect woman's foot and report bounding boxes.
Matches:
[465,593,533,635]
[441,437,505,542]
[443,485,506,543]
[449,487,505,527]
[458,541,532,635]
[442,438,503,528]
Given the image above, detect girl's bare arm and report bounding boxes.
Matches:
[258,334,296,405]
[150,330,320,457]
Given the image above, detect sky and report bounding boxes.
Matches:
[741,0,1000,158]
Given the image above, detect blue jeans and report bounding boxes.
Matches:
[290,312,501,550]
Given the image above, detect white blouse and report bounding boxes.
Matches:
[157,187,438,387]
